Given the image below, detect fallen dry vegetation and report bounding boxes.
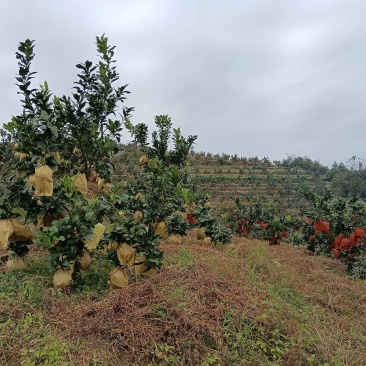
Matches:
[1,236,366,366]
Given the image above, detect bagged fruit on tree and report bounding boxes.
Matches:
[340,238,351,251]
[134,253,147,274]
[349,233,358,246]
[9,219,36,242]
[7,255,26,271]
[202,237,212,247]
[14,151,29,161]
[134,253,157,276]
[77,251,91,270]
[138,155,149,167]
[313,220,330,234]
[0,220,13,248]
[85,223,106,252]
[97,177,105,187]
[73,147,82,155]
[174,210,187,220]
[354,227,365,239]
[108,241,119,251]
[154,221,167,237]
[73,174,87,196]
[109,267,129,288]
[53,269,72,289]
[102,183,111,192]
[35,165,53,196]
[97,177,111,192]
[197,227,206,240]
[185,203,196,215]
[116,243,135,267]
[135,192,143,201]
[134,210,143,223]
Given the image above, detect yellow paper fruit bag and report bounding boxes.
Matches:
[78,251,91,271]
[53,269,72,289]
[116,243,135,268]
[14,151,29,161]
[154,221,167,237]
[97,177,111,192]
[197,227,206,240]
[73,174,88,196]
[35,165,53,196]
[85,223,106,252]
[134,253,156,276]
[133,210,143,223]
[138,155,149,167]
[109,267,129,288]
[7,255,26,271]
[0,220,14,248]
[9,219,36,242]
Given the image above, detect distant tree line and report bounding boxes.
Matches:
[281,154,366,199]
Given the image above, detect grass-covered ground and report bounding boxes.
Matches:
[1,235,365,365]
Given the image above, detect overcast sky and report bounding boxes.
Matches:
[1,0,366,166]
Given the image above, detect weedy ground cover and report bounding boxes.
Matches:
[1,236,365,366]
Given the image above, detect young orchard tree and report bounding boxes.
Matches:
[126,115,197,167]
[56,34,134,180]
[0,35,133,268]
[122,116,198,223]
[4,35,133,182]
[5,39,65,174]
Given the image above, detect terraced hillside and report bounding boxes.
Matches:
[112,146,332,214]
[185,153,331,213]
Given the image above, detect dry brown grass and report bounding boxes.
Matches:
[49,267,247,364]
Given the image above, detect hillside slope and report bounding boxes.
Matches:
[112,147,332,213]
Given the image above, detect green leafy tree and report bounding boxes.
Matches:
[122,116,198,224]
[55,34,133,180]
[4,35,133,182]
[0,35,133,267]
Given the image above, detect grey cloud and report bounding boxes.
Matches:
[1,0,366,166]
